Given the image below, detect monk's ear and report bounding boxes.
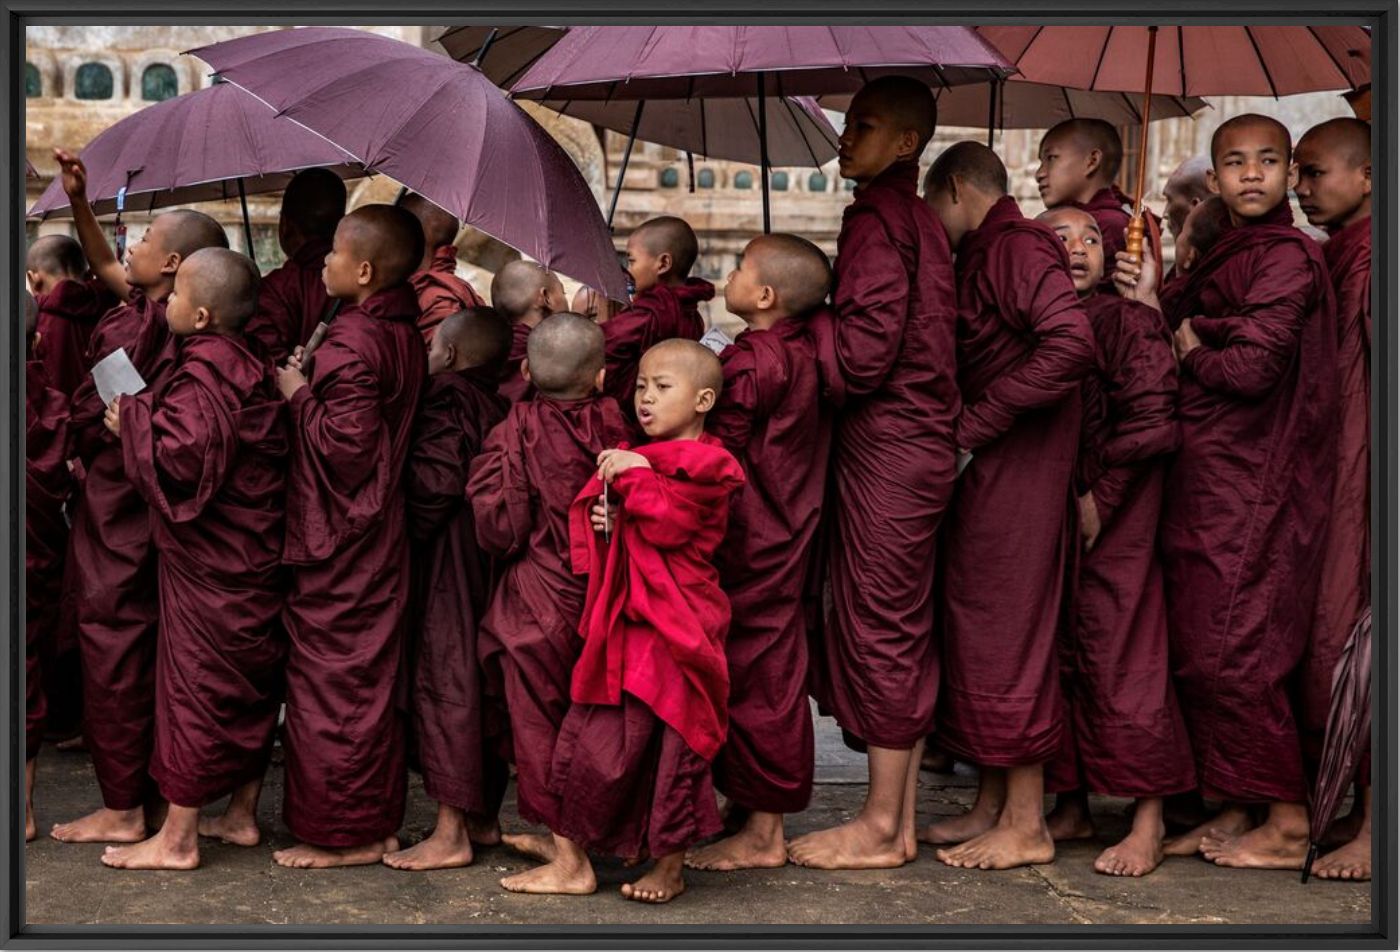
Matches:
[896,128,920,163]
[656,251,674,280]
[593,366,606,393]
[1286,161,1300,191]
[1205,168,1220,195]
[193,306,213,332]
[161,252,182,276]
[356,259,374,288]
[520,358,532,384]
[757,283,777,312]
[1362,160,1372,196]
[695,386,717,414]
[1085,148,1103,177]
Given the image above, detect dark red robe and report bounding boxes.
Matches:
[466,394,631,831]
[551,435,744,858]
[809,159,959,750]
[708,313,831,813]
[25,360,71,760]
[65,290,177,809]
[119,333,288,808]
[498,322,534,403]
[1066,185,1164,295]
[403,367,509,815]
[281,284,426,846]
[411,245,486,345]
[601,278,713,416]
[246,237,333,366]
[1160,201,1338,804]
[937,195,1095,768]
[1046,293,1195,798]
[33,277,113,397]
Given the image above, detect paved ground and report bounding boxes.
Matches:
[24,715,1371,927]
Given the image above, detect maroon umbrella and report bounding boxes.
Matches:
[434,25,566,88]
[188,27,627,301]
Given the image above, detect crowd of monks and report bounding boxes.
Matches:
[22,74,1373,906]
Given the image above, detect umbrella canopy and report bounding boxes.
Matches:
[188,27,628,301]
[27,79,367,220]
[434,25,566,88]
[25,158,38,178]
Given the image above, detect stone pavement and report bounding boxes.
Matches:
[23,715,1371,928]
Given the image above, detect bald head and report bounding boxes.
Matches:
[1211,113,1292,165]
[633,216,699,279]
[341,205,424,288]
[156,209,229,259]
[402,193,461,251]
[180,247,262,331]
[282,167,347,241]
[491,260,563,322]
[1163,155,1215,240]
[1298,117,1371,168]
[1180,195,1232,266]
[850,75,939,154]
[1043,118,1124,182]
[26,234,86,279]
[925,141,1008,198]
[437,306,511,372]
[745,234,832,316]
[641,338,724,397]
[1037,206,1099,232]
[526,312,604,396]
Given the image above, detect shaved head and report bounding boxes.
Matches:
[925,140,1008,197]
[851,75,939,153]
[632,216,699,279]
[437,306,511,372]
[1298,117,1371,168]
[526,311,604,396]
[155,209,229,259]
[1037,205,1099,233]
[491,260,562,321]
[1182,195,1232,261]
[1211,113,1292,165]
[402,193,461,250]
[26,234,86,278]
[341,205,424,287]
[641,338,724,396]
[180,247,262,330]
[1165,155,1213,198]
[745,233,832,316]
[282,167,347,241]
[1043,118,1124,181]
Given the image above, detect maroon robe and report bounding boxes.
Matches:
[412,245,486,345]
[119,333,288,808]
[809,159,959,750]
[1067,185,1164,295]
[1160,201,1338,804]
[498,322,534,403]
[937,195,1095,767]
[601,278,713,415]
[403,366,509,814]
[25,360,71,760]
[1046,294,1195,797]
[281,284,426,846]
[246,237,333,366]
[708,313,832,812]
[33,278,113,397]
[466,394,631,830]
[66,290,177,809]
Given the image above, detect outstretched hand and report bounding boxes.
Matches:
[53,149,88,201]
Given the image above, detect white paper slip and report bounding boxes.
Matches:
[956,449,974,476]
[698,326,734,355]
[91,347,148,407]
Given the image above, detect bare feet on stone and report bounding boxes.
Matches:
[272,836,398,869]
[685,816,786,871]
[467,816,502,847]
[500,860,597,895]
[622,853,686,904]
[502,831,557,863]
[1311,834,1371,881]
[1163,805,1250,856]
[1200,822,1307,870]
[935,821,1055,870]
[51,807,146,844]
[100,832,199,871]
[383,827,474,871]
[1095,830,1165,877]
[198,811,261,847]
[1045,795,1096,842]
[918,805,998,847]
[787,816,907,870]
[54,735,87,752]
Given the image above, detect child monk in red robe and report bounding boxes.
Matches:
[26,235,113,397]
[273,204,428,868]
[1117,114,1339,871]
[603,217,714,416]
[49,148,230,845]
[98,248,287,871]
[245,167,346,365]
[1294,117,1372,882]
[383,307,512,872]
[402,193,486,345]
[788,76,957,872]
[1036,207,1196,877]
[922,141,1095,870]
[683,234,833,872]
[466,313,631,892]
[489,260,568,402]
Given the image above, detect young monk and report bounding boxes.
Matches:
[545,339,744,903]
[1170,196,1232,278]
[245,167,346,364]
[402,192,486,344]
[1161,156,1214,244]
[98,248,287,871]
[273,204,428,868]
[489,260,568,402]
[1036,207,1196,877]
[603,217,714,417]
[571,285,621,324]
[1294,116,1372,882]
[922,141,1094,870]
[49,148,229,845]
[26,235,113,397]
[683,234,834,872]
[1116,114,1338,871]
[384,307,512,872]
[466,313,631,894]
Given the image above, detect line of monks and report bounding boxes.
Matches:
[22,75,1372,906]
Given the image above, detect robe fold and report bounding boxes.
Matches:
[403,366,509,814]
[246,237,334,366]
[412,245,486,344]
[120,333,288,808]
[467,394,631,830]
[1160,200,1338,803]
[937,195,1095,768]
[809,159,959,750]
[601,278,713,414]
[1067,185,1164,295]
[281,284,426,846]
[498,322,534,404]
[26,360,71,760]
[708,313,831,813]
[33,277,113,397]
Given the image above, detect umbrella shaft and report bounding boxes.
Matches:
[237,178,256,269]
[606,101,645,230]
[758,73,771,234]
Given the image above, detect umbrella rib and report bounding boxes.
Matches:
[1178,27,1187,98]
[218,79,362,165]
[1088,28,1113,91]
[1309,25,1356,87]
[1244,27,1281,99]
[781,96,823,169]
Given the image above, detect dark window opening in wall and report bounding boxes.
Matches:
[734,170,754,190]
[808,172,829,193]
[25,63,41,98]
[659,167,680,188]
[770,171,789,191]
[141,64,178,102]
[697,168,716,189]
[74,63,114,100]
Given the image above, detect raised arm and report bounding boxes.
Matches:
[54,149,132,302]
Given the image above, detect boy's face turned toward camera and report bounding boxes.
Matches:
[1210,122,1295,222]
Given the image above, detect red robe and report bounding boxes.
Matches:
[708,313,832,813]
[119,333,288,808]
[33,277,113,397]
[551,435,744,858]
[937,195,1095,767]
[246,237,333,366]
[467,395,631,830]
[810,159,959,750]
[498,322,534,403]
[1046,294,1195,798]
[403,367,509,814]
[601,278,713,415]
[25,360,71,760]
[281,284,426,846]
[1066,185,1164,295]
[66,290,177,809]
[1160,201,1338,803]
[411,245,486,345]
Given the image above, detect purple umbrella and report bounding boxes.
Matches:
[434,25,566,88]
[187,27,627,300]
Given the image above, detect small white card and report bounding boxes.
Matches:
[956,449,974,476]
[91,347,148,407]
[698,326,734,355]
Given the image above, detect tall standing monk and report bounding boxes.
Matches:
[99,248,287,871]
[490,260,568,402]
[1161,156,1214,246]
[245,167,346,365]
[1117,114,1338,871]
[402,193,486,345]
[922,142,1094,871]
[1293,117,1372,882]
[272,205,428,868]
[786,75,958,872]
[49,149,229,845]
[26,235,113,397]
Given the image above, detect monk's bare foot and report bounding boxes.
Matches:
[918,806,998,847]
[622,853,685,904]
[936,822,1055,870]
[502,832,556,864]
[51,807,145,844]
[26,809,37,843]
[1200,823,1307,870]
[500,840,596,896]
[197,812,261,847]
[100,834,199,871]
[787,817,906,870]
[383,827,474,871]
[622,851,649,868]
[1311,835,1371,881]
[54,735,86,752]
[468,816,502,847]
[1321,808,1365,849]
[1045,797,1095,842]
[1095,830,1164,877]
[272,836,398,869]
[920,747,954,773]
[685,823,786,871]
[1163,806,1250,857]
